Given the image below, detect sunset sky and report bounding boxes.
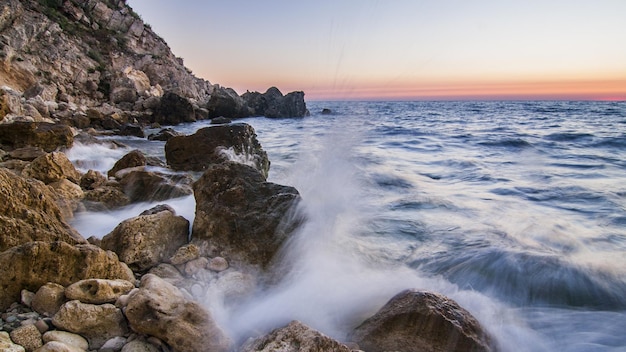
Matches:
[126,1,626,101]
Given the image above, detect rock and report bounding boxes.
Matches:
[0,241,134,311]
[9,324,43,352]
[210,116,232,124]
[64,279,135,305]
[241,320,351,352]
[107,150,146,178]
[169,243,200,265]
[21,152,81,185]
[118,170,193,202]
[213,271,256,303]
[165,123,270,178]
[208,257,229,272]
[207,86,251,119]
[48,179,84,219]
[99,336,127,352]
[191,162,301,268]
[21,290,35,307]
[242,87,308,118]
[0,122,73,152]
[83,186,130,210]
[147,263,185,287]
[31,283,66,317]
[350,289,496,352]
[36,341,84,352]
[7,147,46,161]
[79,169,106,190]
[152,92,196,125]
[0,168,86,252]
[321,108,332,115]
[125,274,232,352]
[118,124,145,138]
[0,331,26,352]
[147,128,183,141]
[101,206,190,272]
[42,331,89,351]
[183,257,209,276]
[52,300,127,350]
[121,340,160,352]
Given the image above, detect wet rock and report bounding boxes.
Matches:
[42,331,88,351]
[52,300,127,350]
[350,289,496,352]
[165,123,270,178]
[183,257,209,276]
[321,108,332,115]
[208,257,229,272]
[0,331,25,352]
[242,87,308,118]
[21,152,81,185]
[192,162,301,268]
[152,92,196,125]
[31,283,65,317]
[207,86,251,119]
[169,243,200,265]
[101,206,189,272]
[147,127,183,141]
[118,170,193,202]
[79,169,107,190]
[0,241,134,311]
[210,116,232,124]
[64,279,135,305]
[83,185,130,210]
[241,320,351,352]
[118,124,145,138]
[107,150,146,178]
[147,263,185,287]
[0,122,73,152]
[0,168,86,252]
[9,324,42,352]
[213,271,256,304]
[125,274,232,352]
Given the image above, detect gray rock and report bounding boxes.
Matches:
[42,330,89,351]
[241,320,351,352]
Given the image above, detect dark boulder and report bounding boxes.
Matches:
[152,92,196,125]
[321,108,332,115]
[165,123,270,178]
[242,87,308,118]
[107,150,146,178]
[0,122,73,152]
[147,128,184,141]
[117,123,145,138]
[191,162,301,268]
[207,86,251,119]
[118,170,193,203]
[210,116,232,125]
[350,289,496,352]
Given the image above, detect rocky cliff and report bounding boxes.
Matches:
[0,0,306,129]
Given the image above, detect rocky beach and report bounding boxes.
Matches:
[0,1,497,351]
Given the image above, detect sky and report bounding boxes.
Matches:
[126,0,626,101]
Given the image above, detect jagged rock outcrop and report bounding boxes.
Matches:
[165,123,270,177]
[191,162,301,268]
[152,91,196,125]
[207,86,251,119]
[242,87,308,118]
[0,122,73,152]
[241,320,352,352]
[118,170,193,202]
[350,289,496,352]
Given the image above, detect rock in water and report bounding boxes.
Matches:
[241,320,352,352]
[241,87,308,118]
[165,123,270,177]
[152,92,196,125]
[207,86,251,119]
[191,162,301,268]
[350,289,497,352]
[125,274,232,352]
[0,122,73,152]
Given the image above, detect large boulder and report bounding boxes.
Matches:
[118,170,193,202]
[241,320,352,352]
[0,168,86,252]
[350,289,496,352]
[0,122,73,152]
[124,274,232,352]
[64,279,135,305]
[0,241,135,311]
[107,150,147,178]
[165,123,270,177]
[152,92,196,125]
[207,86,251,119]
[21,152,81,184]
[101,205,190,272]
[191,162,301,268]
[242,87,308,118]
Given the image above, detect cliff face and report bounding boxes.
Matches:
[0,0,212,122]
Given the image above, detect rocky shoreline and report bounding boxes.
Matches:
[1,0,497,351]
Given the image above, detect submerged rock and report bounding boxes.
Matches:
[125,274,232,352]
[350,289,496,352]
[241,320,352,352]
[192,162,301,268]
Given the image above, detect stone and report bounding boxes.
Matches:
[36,341,84,352]
[0,168,86,252]
[169,243,200,265]
[165,123,270,178]
[147,264,185,287]
[118,170,193,203]
[79,169,106,190]
[118,124,145,138]
[21,290,35,307]
[207,86,251,119]
[191,162,301,268]
[0,122,73,152]
[240,320,351,352]
[0,331,26,352]
[101,206,190,272]
[9,324,43,352]
[321,108,332,115]
[52,300,127,350]
[210,116,232,124]
[213,271,256,303]
[42,330,89,351]
[31,283,66,317]
[83,186,130,210]
[99,336,127,352]
[107,150,146,178]
[125,274,232,352]
[121,340,160,352]
[350,289,496,352]
[152,92,196,125]
[183,257,209,276]
[0,242,134,311]
[241,87,308,118]
[147,127,183,141]
[21,152,81,185]
[208,257,229,272]
[65,279,135,305]
[48,179,84,219]
[7,147,46,161]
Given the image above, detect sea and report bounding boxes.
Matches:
[67,100,626,351]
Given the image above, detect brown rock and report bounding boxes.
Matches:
[0,331,25,352]
[101,206,189,272]
[241,320,351,352]
[350,289,496,352]
[48,179,84,219]
[9,324,42,352]
[21,152,80,185]
[79,169,106,190]
[107,150,146,178]
[0,241,134,311]
[42,331,89,351]
[125,274,232,352]
[83,186,130,210]
[7,147,46,161]
[31,283,66,317]
[0,122,73,152]
[64,279,135,305]
[118,170,193,203]
[169,243,200,265]
[191,162,301,268]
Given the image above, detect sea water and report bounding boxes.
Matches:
[69,101,626,351]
